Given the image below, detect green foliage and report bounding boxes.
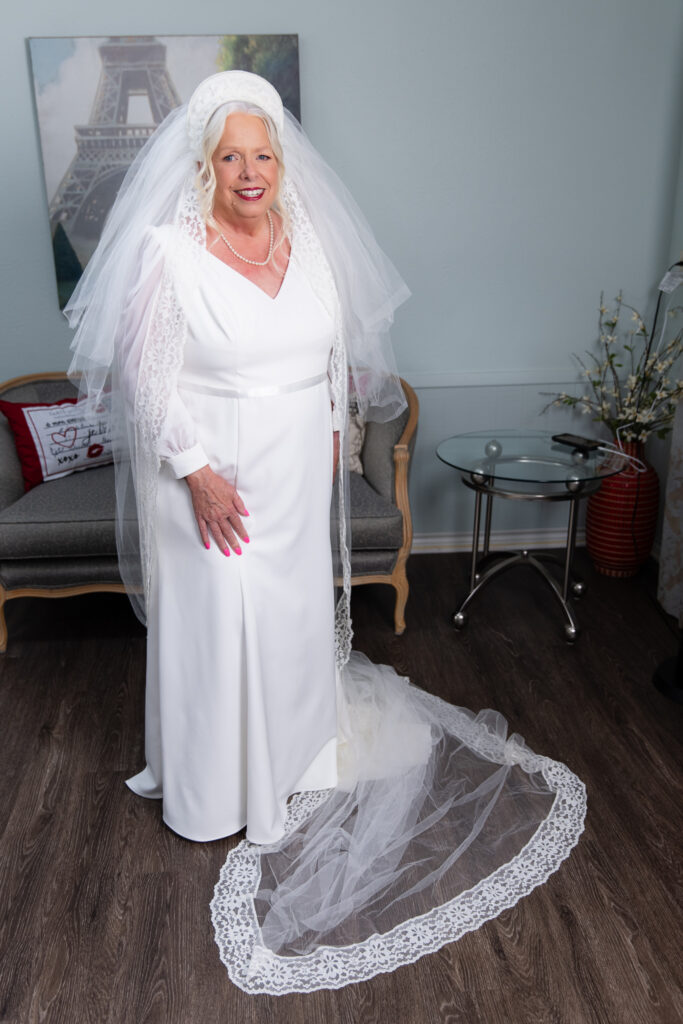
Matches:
[217,36,301,122]
[544,292,683,442]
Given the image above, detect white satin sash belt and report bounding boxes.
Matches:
[177,372,328,399]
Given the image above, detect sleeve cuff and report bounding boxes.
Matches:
[165,443,210,479]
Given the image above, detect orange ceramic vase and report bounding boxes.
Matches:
[586,442,659,577]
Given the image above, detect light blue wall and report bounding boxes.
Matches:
[3,0,683,542]
[671,116,683,266]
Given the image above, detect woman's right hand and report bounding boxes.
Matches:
[184,464,249,555]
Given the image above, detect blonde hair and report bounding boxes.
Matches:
[194,101,290,243]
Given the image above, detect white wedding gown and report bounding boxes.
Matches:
[127,243,339,843]
[125,234,587,994]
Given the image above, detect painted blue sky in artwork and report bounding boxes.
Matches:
[28,38,79,91]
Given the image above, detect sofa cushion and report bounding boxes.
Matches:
[361,404,410,501]
[348,471,403,550]
[349,549,398,575]
[0,463,117,558]
[0,556,122,589]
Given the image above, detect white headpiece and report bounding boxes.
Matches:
[186,70,285,155]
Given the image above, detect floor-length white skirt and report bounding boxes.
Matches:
[127,252,339,843]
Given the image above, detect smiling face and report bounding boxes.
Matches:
[210,113,280,228]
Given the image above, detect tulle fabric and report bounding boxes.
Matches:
[65,105,409,424]
[64,94,409,633]
[281,110,410,423]
[64,108,197,622]
[211,653,587,993]
[65,108,194,406]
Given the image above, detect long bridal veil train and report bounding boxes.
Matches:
[211,652,586,994]
[62,69,586,994]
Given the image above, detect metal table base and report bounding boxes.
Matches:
[453,476,601,642]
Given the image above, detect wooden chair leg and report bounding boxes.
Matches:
[393,572,409,635]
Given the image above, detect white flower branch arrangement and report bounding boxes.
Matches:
[545,292,683,443]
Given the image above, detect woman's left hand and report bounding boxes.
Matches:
[333,431,340,479]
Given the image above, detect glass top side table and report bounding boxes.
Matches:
[436,430,628,641]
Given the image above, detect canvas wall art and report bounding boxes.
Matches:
[28,34,300,307]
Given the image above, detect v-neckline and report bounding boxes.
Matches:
[202,238,293,302]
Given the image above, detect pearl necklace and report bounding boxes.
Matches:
[219,211,274,266]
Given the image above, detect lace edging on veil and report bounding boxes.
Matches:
[210,668,587,995]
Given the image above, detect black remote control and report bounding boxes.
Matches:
[552,433,602,453]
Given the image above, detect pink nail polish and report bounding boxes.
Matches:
[223,548,230,557]
[205,542,210,550]
[243,535,250,544]
[234,546,242,555]
[243,509,250,517]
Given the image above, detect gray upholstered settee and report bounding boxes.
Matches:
[0,373,417,650]
[0,373,125,651]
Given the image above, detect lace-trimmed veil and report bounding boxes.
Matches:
[66,72,586,995]
[66,74,408,641]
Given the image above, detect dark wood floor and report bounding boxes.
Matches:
[0,551,681,1024]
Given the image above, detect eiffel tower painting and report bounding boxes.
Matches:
[44,36,179,304]
[29,34,300,307]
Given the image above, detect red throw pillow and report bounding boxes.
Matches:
[0,395,113,491]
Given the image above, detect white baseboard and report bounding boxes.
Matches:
[412,527,586,554]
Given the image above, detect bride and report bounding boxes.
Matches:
[66,70,586,994]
